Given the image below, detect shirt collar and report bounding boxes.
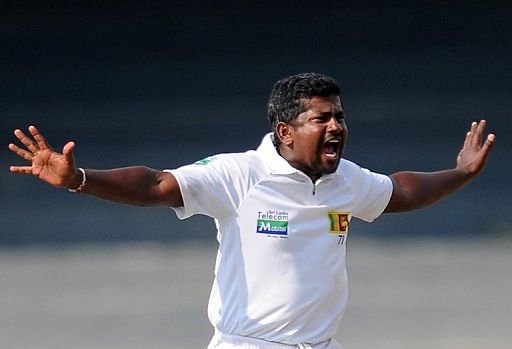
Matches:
[256,133,302,175]
[256,133,342,179]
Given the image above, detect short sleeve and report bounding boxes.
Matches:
[166,154,250,220]
[341,160,393,222]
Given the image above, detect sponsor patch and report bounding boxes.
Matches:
[256,210,289,236]
[194,156,216,165]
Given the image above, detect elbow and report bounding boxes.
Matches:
[384,175,427,213]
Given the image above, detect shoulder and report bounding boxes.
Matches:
[197,150,264,169]
[184,150,268,180]
[336,158,365,177]
[337,158,390,185]
[338,158,387,175]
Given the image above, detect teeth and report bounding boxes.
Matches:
[324,139,340,159]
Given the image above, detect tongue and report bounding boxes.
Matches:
[324,143,336,155]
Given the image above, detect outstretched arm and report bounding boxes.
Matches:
[384,120,495,213]
[9,126,183,207]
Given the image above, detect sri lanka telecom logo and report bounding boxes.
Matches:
[256,210,289,236]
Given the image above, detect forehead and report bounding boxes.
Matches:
[300,95,343,114]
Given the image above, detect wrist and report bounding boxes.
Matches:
[453,166,477,187]
[67,168,87,192]
[455,164,476,179]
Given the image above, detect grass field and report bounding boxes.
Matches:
[1,238,510,348]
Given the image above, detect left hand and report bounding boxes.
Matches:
[456,120,495,177]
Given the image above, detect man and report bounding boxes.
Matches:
[9,73,495,348]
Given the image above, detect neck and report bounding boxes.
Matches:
[277,144,321,182]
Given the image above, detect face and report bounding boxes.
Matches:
[277,94,348,181]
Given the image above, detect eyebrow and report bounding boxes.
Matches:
[316,110,345,118]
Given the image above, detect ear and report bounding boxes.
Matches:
[276,121,294,146]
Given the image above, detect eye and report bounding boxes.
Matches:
[314,115,329,122]
[335,113,345,123]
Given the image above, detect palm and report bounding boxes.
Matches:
[9,126,77,188]
[32,149,73,186]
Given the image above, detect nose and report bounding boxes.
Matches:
[327,116,343,133]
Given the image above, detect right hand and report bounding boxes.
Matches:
[9,125,81,189]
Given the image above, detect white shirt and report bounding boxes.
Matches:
[168,133,393,345]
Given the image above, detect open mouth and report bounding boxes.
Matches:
[323,139,341,159]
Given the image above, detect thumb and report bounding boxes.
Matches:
[63,141,76,160]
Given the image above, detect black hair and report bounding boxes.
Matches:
[267,72,341,145]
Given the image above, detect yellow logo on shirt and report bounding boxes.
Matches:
[328,211,350,235]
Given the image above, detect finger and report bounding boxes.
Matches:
[8,143,34,161]
[14,129,38,153]
[472,119,487,146]
[480,133,496,156]
[9,166,33,174]
[29,125,52,151]
[462,130,471,149]
[467,121,478,145]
